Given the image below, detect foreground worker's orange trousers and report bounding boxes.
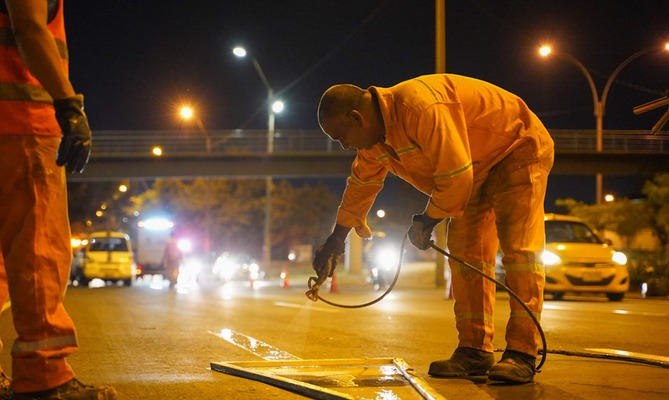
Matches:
[0,135,77,392]
[447,138,553,357]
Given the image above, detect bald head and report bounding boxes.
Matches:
[316,83,385,150]
[317,84,364,130]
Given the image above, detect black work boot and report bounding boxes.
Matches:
[488,349,537,384]
[428,347,495,377]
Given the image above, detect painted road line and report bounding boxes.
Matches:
[273,301,340,313]
[543,303,668,317]
[585,348,669,364]
[209,328,301,361]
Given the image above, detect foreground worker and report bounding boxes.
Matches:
[313,74,554,384]
[0,0,116,398]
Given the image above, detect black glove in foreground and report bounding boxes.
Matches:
[54,94,92,173]
[312,225,351,277]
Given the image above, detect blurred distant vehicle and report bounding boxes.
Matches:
[364,239,401,291]
[134,217,174,278]
[70,231,135,286]
[495,214,629,301]
[212,253,264,283]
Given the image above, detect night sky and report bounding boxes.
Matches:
[64,1,669,131]
[62,1,669,208]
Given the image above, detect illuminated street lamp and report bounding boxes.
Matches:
[180,106,193,119]
[538,42,669,204]
[233,45,284,270]
[179,105,211,153]
[232,46,285,149]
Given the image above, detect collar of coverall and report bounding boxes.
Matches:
[368,86,400,161]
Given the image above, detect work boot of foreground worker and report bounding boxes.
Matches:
[428,347,495,377]
[10,378,117,400]
[488,349,537,384]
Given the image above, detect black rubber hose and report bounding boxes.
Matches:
[313,234,547,372]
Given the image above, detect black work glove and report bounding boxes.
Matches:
[407,214,442,250]
[313,224,351,278]
[54,94,92,173]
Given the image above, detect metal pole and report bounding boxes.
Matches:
[593,49,655,206]
[435,0,446,74]
[247,54,275,273]
[554,45,668,204]
[434,0,447,287]
[555,52,603,204]
[264,88,274,273]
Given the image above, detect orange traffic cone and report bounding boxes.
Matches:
[329,271,339,293]
[281,267,290,288]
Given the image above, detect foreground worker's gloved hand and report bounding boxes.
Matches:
[408,214,442,250]
[313,224,351,278]
[54,94,92,173]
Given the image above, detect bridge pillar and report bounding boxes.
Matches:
[345,233,363,275]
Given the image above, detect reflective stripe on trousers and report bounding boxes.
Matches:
[447,139,553,356]
[0,135,77,392]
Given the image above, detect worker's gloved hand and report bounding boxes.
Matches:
[54,94,92,173]
[313,225,351,278]
[407,214,442,250]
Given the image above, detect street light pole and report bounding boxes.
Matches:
[233,46,281,271]
[179,106,212,252]
[539,43,669,204]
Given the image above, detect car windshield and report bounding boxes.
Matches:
[89,237,128,252]
[546,221,602,244]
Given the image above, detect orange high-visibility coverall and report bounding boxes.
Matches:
[0,0,78,392]
[336,74,554,356]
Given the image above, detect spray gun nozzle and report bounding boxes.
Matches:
[305,254,337,302]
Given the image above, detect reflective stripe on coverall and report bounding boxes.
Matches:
[335,74,554,356]
[0,1,78,392]
[0,0,67,136]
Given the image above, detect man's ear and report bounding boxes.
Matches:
[349,110,363,125]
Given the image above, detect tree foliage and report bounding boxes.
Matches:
[555,172,669,248]
[555,197,654,247]
[642,172,669,247]
[126,178,339,259]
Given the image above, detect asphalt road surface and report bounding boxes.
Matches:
[1,268,668,399]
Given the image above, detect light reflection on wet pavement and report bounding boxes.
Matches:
[211,328,445,399]
[210,328,301,361]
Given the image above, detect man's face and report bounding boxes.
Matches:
[321,113,379,150]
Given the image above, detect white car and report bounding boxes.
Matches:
[542,214,629,301]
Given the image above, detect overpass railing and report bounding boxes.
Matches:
[90,129,668,157]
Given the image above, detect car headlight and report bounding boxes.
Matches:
[249,263,260,280]
[374,248,399,268]
[183,258,203,273]
[213,256,236,280]
[612,251,627,266]
[541,250,562,266]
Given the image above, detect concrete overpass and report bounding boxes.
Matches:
[71,129,668,181]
